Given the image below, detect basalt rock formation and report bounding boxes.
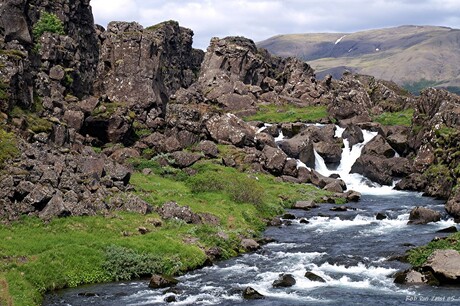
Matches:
[0,0,460,223]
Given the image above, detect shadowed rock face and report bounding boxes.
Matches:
[95,21,203,117]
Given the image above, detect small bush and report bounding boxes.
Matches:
[32,11,65,40]
[102,245,161,281]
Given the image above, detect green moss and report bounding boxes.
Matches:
[10,106,52,134]
[244,104,328,123]
[91,102,124,119]
[0,129,19,167]
[372,108,414,126]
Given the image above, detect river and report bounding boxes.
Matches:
[43,126,460,305]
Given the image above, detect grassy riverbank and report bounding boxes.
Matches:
[408,232,460,266]
[0,158,329,306]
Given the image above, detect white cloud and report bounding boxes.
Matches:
[90,0,460,49]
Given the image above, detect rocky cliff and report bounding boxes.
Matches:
[0,0,459,223]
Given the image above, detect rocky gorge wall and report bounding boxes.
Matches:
[0,0,459,223]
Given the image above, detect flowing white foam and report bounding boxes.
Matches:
[313,127,410,196]
[275,129,285,142]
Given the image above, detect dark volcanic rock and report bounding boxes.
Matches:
[272,274,296,287]
[206,113,256,147]
[342,124,364,147]
[95,21,203,116]
[262,146,287,175]
[157,202,201,224]
[446,189,460,221]
[408,207,441,225]
[293,200,318,210]
[242,287,264,300]
[240,239,260,251]
[148,274,179,289]
[305,271,326,283]
[278,134,315,168]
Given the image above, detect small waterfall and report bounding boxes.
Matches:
[314,127,403,196]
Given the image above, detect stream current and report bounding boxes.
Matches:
[44,127,460,305]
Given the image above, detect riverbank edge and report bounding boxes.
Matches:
[0,158,333,306]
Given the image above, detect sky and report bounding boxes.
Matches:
[91,0,460,49]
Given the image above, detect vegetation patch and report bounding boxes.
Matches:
[372,108,414,126]
[0,128,19,168]
[0,154,327,305]
[32,11,65,40]
[244,104,328,123]
[408,233,460,267]
[10,106,52,134]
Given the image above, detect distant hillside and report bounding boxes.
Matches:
[258,25,460,94]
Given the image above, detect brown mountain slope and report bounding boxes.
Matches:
[258,25,460,94]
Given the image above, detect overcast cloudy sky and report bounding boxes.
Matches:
[91,0,460,49]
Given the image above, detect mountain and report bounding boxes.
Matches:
[258,25,460,94]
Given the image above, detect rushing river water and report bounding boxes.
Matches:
[44,126,460,305]
[43,194,460,306]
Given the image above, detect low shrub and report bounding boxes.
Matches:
[32,12,65,40]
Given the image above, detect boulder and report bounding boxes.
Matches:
[39,193,70,221]
[342,124,364,147]
[206,113,256,147]
[423,249,460,284]
[157,202,201,224]
[170,151,201,168]
[278,134,315,168]
[393,270,426,285]
[314,141,342,164]
[350,155,393,186]
[344,190,361,202]
[262,146,287,175]
[385,126,410,156]
[282,159,298,177]
[148,274,179,289]
[292,200,318,210]
[255,132,277,149]
[195,140,219,158]
[240,239,260,251]
[305,271,326,283]
[446,189,460,221]
[437,226,457,233]
[408,207,441,225]
[361,135,395,158]
[109,194,153,215]
[242,287,264,300]
[310,170,346,191]
[376,212,387,220]
[109,148,140,164]
[64,110,85,131]
[281,122,304,138]
[272,274,296,287]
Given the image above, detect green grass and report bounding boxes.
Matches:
[0,157,328,305]
[408,233,460,267]
[244,104,328,123]
[372,108,414,126]
[0,129,19,167]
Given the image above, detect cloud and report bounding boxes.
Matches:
[90,0,460,49]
